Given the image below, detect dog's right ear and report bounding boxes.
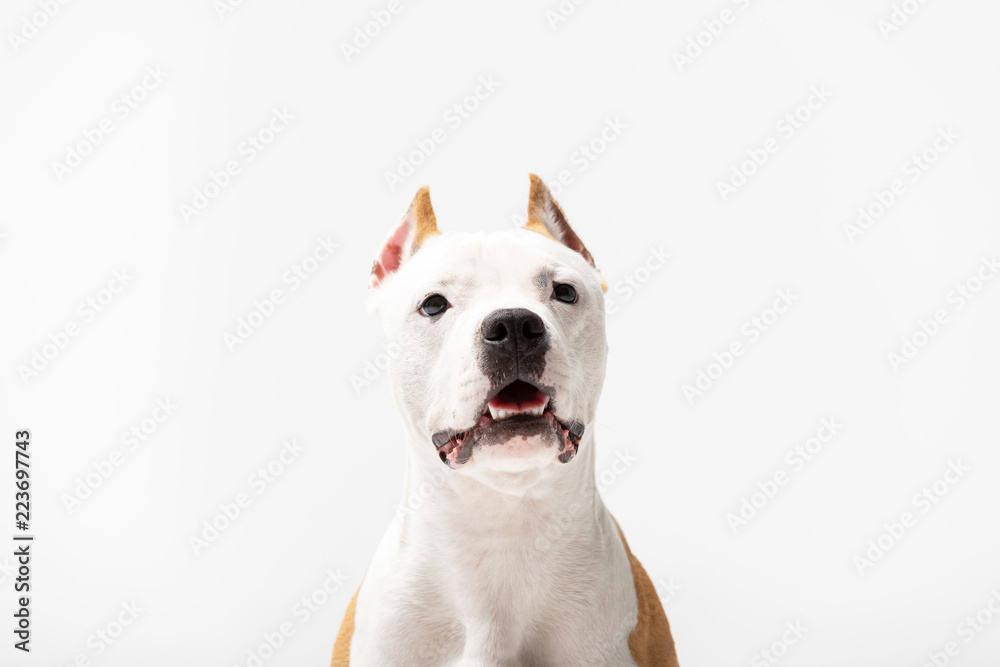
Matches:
[524,174,606,292]
[524,174,596,269]
[369,186,440,293]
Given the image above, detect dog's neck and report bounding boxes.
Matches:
[396,428,606,548]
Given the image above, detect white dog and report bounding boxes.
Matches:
[332,176,679,666]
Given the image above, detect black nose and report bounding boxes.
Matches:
[481,308,547,352]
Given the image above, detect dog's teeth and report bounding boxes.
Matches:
[487,401,548,421]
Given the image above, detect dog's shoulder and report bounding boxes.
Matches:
[330,586,360,666]
[611,517,680,667]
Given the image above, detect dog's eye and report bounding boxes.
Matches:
[552,283,577,304]
[419,294,450,317]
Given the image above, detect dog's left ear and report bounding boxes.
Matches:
[523,174,606,292]
[370,186,440,291]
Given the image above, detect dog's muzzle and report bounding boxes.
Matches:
[431,308,585,468]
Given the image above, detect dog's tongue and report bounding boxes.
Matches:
[489,380,548,412]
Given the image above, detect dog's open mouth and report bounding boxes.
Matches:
[432,380,584,468]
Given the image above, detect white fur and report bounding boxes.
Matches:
[353,229,639,666]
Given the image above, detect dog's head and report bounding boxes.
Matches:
[368,175,608,494]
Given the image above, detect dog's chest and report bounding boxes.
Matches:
[351,512,638,666]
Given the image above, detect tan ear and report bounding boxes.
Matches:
[370,186,440,290]
[523,174,597,269]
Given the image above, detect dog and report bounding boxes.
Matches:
[332,175,679,666]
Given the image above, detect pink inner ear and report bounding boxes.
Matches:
[371,218,413,289]
[379,243,402,273]
[380,221,411,273]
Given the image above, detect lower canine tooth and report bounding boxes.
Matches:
[488,405,500,419]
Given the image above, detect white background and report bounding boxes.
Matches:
[2,0,999,665]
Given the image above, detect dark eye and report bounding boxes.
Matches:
[419,294,450,317]
[552,283,577,304]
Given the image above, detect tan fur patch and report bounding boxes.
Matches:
[409,186,439,253]
[522,217,555,240]
[524,174,559,239]
[612,517,680,666]
[330,586,360,666]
